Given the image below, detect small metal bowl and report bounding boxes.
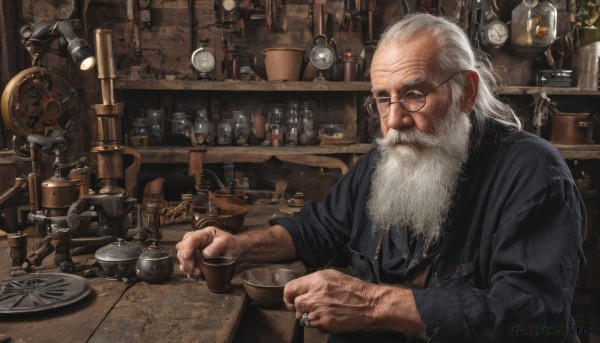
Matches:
[240,267,299,307]
[192,203,248,233]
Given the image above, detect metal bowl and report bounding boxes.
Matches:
[94,238,144,280]
[216,203,248,233]
[213,189,246,206]
[240,267,299,307]
[192,203,248,233]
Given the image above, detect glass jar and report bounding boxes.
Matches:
[270,124,283,147]
[511,0,557,59]
[287,126,298,146]
[286,101,299,146]
[170,112,193,146]
[233,111,251,146]
[300,102,316,145]
[269,106,285,147]
[129,118,150,147]
[194,109,211,146]
[269,106,284,127]
[217,119,234,146]
[146,109,165,145]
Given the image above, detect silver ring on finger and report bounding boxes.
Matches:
[300,312,312,328]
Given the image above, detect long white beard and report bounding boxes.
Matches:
[366,106,472,243]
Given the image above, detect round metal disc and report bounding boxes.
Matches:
[309,45,335,70]
[190,48,216,74]
[1,67,81,139]
[0,273,91,314]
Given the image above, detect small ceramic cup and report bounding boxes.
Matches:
[200,256,236,293]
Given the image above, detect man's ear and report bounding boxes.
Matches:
[461,70,479,113]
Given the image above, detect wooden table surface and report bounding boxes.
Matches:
[0,202,305,343]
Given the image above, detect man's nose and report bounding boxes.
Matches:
[385,102,414,130]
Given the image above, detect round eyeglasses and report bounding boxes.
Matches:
[364,71,464,118]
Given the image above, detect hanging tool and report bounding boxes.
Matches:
[366,0,375,42]
[308,0,314,32]
[266,0,274,31]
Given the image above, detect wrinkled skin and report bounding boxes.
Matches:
[176,227,240,280]
[283,269,378,333]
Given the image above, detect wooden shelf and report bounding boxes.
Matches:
[554,144,600,160]
[137,144,373,165]
[114,79,600,96]
[133,143,600,165]
[114,79,372,92]
[497,86,600,96]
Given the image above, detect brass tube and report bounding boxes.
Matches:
[94,149,124,179]
[96,116,119,143]
[27,172,40,213]
[94,29,116,105]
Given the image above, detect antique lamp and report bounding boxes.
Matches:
[24,20,96,70]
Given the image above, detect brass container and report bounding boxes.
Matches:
[41,177,80,209]
[550,113,593,145]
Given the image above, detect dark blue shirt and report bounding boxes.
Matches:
[273,120,586,342]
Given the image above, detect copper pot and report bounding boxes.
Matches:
[550,113,593,145]
[262,48,305,81]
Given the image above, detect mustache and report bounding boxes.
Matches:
[378,128,439,149]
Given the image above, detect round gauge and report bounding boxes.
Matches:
[190,48,216,74]
[483,21,509,48]
[222,0,237,12]
[309,45,336,70]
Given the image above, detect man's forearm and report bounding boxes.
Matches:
[237,225,297,263]
[369,284,426,338]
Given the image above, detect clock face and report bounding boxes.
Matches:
[484,22,509,47]
[191,48,216,74]
[309,45,335,70]
[222,0,237,12]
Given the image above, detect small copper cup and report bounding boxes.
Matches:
[200,256,236,293]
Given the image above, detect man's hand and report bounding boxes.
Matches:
[283,269,425,337]
[175,227,239,280]
[283,269,378,332]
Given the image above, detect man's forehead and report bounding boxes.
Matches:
[371,43,441,86]
[371,76,430,95]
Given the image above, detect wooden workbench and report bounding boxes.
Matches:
[0,202,306,343]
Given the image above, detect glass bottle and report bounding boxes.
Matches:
[129,118,150,147]
[286,101,299,146]
[194,109,211,146]
[217,119,234,146]
[511,0,557,59]
[269,106,285,147]
[300,101,316,145]
[146,109,165,145]
[233,111,251,146]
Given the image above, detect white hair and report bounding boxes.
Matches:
[377,13,521,138]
